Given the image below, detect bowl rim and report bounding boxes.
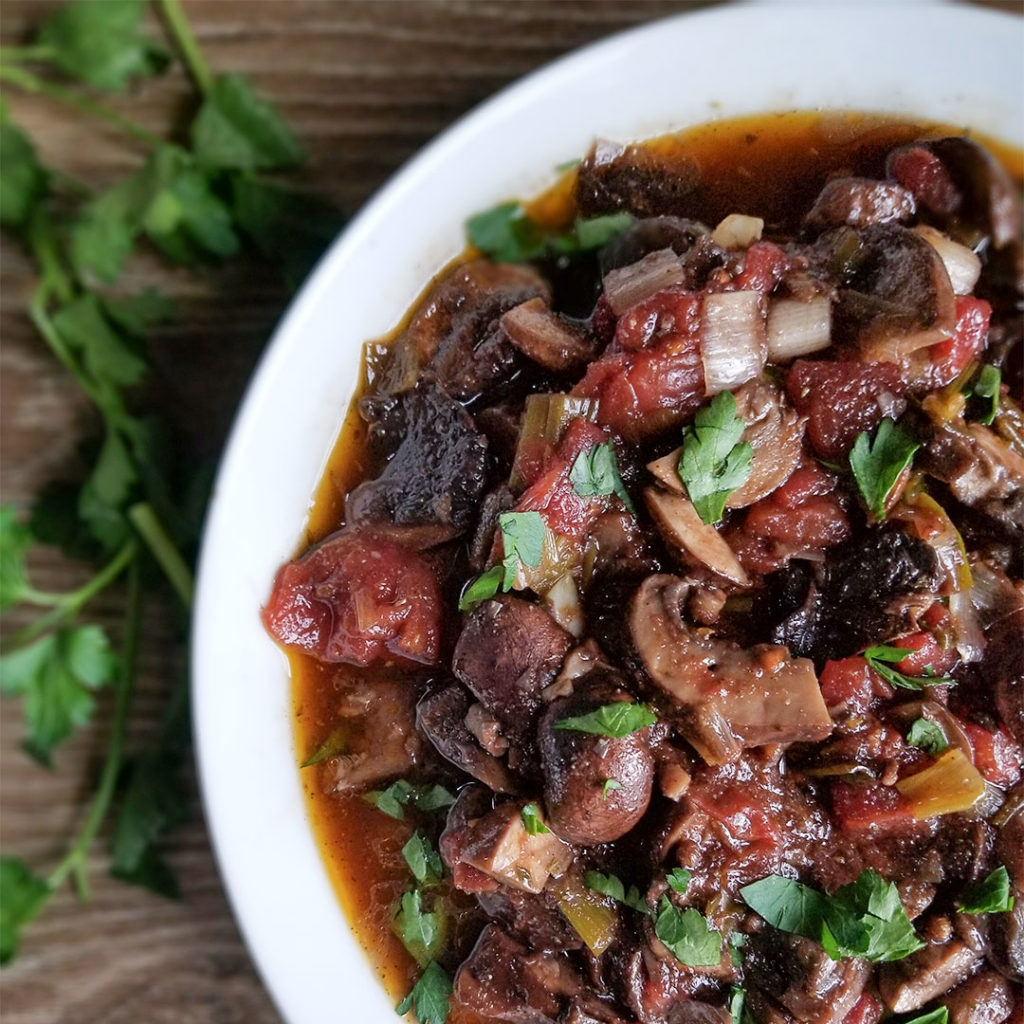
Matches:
[191,4,1023,1022]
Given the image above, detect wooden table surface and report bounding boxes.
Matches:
[0,1,1018,1022]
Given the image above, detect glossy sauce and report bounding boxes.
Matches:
[288,110,1022,1020]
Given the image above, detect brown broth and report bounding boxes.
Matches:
[287,110,1022,1020]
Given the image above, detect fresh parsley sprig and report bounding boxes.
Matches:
[849,418,920,521]
[0,0,345,964]
[458,511,548,610]
[554,701,657,738]
[677,391,753,525]
[957,866,1014,914]
[569,441,635,513]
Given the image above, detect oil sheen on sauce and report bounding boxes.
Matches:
[287,110,1022,1022]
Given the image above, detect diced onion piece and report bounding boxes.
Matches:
[949,589,985,663]
[700,291,766,395]
[766,296,832,362]
[711,213,764,249]
[914,224,982,296]
[602,248,686,315]
[895,748,986,819]
[552,875,618,955]
[544,573,584,638]
[644,487,750,586]
[512,527,577,595]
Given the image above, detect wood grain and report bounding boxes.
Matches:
[1,1,1020,1022]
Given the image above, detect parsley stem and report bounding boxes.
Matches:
[128,502,194,609]
[0,64,163,148]
[0,541,137,654]
[0,45,57,63]
[48,558,143,895]
[156,0,213,95]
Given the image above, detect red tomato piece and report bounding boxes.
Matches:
[613,288,701,351]
[888,146,961,216]
[820,657,894,715]
[724,241,789,295]
[831,780,915,835]
[926,295,991,389]
[889,630,959,677]
[556,417,610,465]
[516,465,605,542]
[262,531,441,667]
[963,722,1023,788]
[842,994,885,1024]
[690,786,780,844]
[786,360,907,460]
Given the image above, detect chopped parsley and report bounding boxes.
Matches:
[902,1010,948,1024]
[396,959,452,1024]
[601,778,624,800]
[666,868,692,894]
[677,391,753,525]
[964,364,1001,425]
[569,441,635,513]
[863,645,954,691]
[365,781,456,820]
[906,718,948,754]
[299,726,346,767]
[957,866,1014,914]
[740,869,923,962]
[402,832,443,886]
[394,890,444,967]
[554,702,657,738]
[653,896,722,967]
[458,511,547,611]
[520,804,550,835]
[585,871,650,915]
[849,418,920,521]
[466,201,633,263]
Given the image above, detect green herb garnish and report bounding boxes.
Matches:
[863,645,954,691]
[964,364,1001,425]
[585,871,650,915]
[466,201,633,263]
[666,868,692,894]
[849,418,920,521]
[677,391,753,525]
[402,833,443,886]
[740,869,924,962]
[520,804,550,835]
[366,781,457,820]
[601,778,624,800]
[395,959,452,1024]
[906,718,948,754]
[458,511,547,610]
[653,896,722,967]
[569,441,635,513]
[394,890,445,967]
[902,1010,948,1024]
[958,866,1014,914]
[300,726,347,767]
[554,702,657,738]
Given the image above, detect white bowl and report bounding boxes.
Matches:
[192,4,1023,1022]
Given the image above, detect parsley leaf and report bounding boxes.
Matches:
[0,858,51,965]
[1,506,37,610]
[402,832,443,886]
[394,890,445,967]
[299,726,347,768]
[740,869,923,962]
[366,781,456,820]
[601,778,624,800]
[849,418,920,521]
[554,702,657,738]
[466,201,633,263]
[53,293,148,387]
[520,804,551,835]
[653,896,722,967]
[396,960,452,1024]
[585,870,650,915]
[666,868,692,894]
[728,985,748,1024]
[0,103,47,229]
[498,511,546,589]
[903,1010,948,1024]
[957,866,1014,914]
[109,746,188,898]
[457,564,503,612]
[906,718,948,754]
[965,364,1001,426]
[192,74,305,172]
[677,391,753,524]
[863,644,954,691]
[37,0,169,91]
[0,625,118,765]
[569,441,635,513]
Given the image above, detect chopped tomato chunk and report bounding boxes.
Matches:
[724,240,789,295]
[842,993,884,1024]
[963,722,1023,787]
[926,295,991,389]
[786,360,907,459]
[888,145,961,216]
[262,531,441,667]
[820,657,893,715]
[889,630,959,677]
[831,780,915,835]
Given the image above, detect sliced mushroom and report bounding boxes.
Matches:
[629,575,832,764]
[804,176,916,232]
[643,488,750,586]
[500,297,598,373]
